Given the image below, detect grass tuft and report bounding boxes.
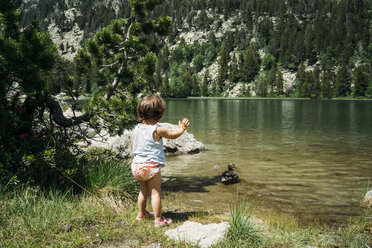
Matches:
[215,199,263,247]
[82,159,137,196]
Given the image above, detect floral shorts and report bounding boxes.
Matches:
[131,161,164,181]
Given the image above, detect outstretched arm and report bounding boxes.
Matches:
[156,118,190,140]
[131,133,134,150]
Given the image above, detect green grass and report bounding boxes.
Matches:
[0,156,140,247]
[214,199,263,248]
[0,186,80,247]
[82,159,137,195]
[1,157,371,247]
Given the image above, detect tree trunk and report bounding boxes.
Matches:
[46,97,91,127]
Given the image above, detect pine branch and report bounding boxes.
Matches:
[103,19,134,101]
[45,97,91,127]
[104,62,125,101]
[101,61,119,67]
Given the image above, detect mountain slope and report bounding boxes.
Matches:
[21,0,372,98]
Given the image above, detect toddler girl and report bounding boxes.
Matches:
[131,94,190,227]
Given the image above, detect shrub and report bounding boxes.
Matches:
[0,93,82,188]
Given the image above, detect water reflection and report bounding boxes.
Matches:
[162,99,372,224]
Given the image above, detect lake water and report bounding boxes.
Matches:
[161,98,372,224]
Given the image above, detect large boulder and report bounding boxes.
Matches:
[160,123,205,155]
[165,221,230,248]
[78,122,205,158]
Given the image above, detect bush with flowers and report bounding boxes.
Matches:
[0,92,83,187]
[1,0,168,189]
[0,0,87,188]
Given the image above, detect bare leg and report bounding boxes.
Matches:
[138,180,149,214]
[147,172,162,220]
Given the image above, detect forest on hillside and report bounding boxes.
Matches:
[20,0,372,99]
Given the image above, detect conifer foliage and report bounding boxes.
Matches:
[78,0,171,134]
[0,0,170,186]
[19,0,372,99]
[0,0,80,186]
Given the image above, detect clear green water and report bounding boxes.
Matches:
[161,98,372,224]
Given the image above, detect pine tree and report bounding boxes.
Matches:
[160,73,170,98]
[353,65,370,97]
[294,31,305,62]
[304,24,316,64]
[78,0,171,133]
[279,26,290,66]
[201,70,209,97]
[311,65,321,99]
[154,60,162,91]
[180,70,193,97]
[228,53,239,83]
[296,63,306,96]
[335,64,351,97]
[276,69,284,95]
[208,31,217,48]
[262,53,276,70]
[216,38,230,90]
[267,66,277,96]
[193,54,204,72]
[321,70,335,99]
[267,31,280,58]
[239,46,260,83]
[258,17,273,45]
[196,9,210,29]
[191,74,200,96]
[257,80,268,97]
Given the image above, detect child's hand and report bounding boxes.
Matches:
[157,118,190,139]
[178,118,190,131]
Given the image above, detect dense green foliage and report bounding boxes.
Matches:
[0,0,83,187]
[152,0,372,98]
[1,0,170,187]
[75,0,171,134]
[24,0,371,98]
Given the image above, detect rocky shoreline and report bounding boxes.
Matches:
[77,121,205,158]
[58,97,205,157]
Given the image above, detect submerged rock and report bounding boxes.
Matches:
[165,221,229,248]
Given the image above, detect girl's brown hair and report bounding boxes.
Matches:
[137,94,166,122]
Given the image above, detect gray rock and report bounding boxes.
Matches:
[366,190,372,198]
[362,190,372,208]
[165,221,229,248]
[160,123,205,154]
[77,122,204,158]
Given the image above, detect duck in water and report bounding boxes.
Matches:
[221,163,239,184]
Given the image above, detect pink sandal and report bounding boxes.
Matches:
[136,211,154,220]
[154,216,172,227]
